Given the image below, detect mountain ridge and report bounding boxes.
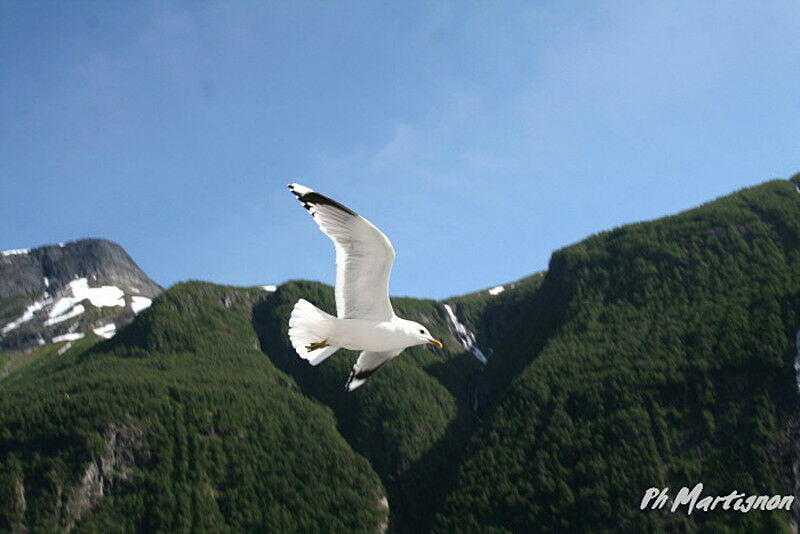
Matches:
[0,238,162,353]
[2,177,800,532]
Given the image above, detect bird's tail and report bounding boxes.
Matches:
[288,299,340,365]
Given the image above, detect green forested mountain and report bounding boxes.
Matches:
[0,284,387,533]
[435,178,800,533]
[1,178,800,532]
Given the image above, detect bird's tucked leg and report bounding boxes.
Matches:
[305,339,330,352]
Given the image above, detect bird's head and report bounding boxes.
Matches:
[401,320,443,349]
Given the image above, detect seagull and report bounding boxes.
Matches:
[287,183,443,391]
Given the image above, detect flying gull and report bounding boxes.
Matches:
[287,183,443,391]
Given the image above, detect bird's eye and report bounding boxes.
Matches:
[419,329,425,334]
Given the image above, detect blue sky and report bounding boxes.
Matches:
[1,2,799,299]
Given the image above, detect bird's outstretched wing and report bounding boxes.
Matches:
[289,183,396,321]
[345,349,402,391]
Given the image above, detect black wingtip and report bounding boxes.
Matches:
[300,192,357,216]
[288,183,358,217]
[344,369,356,392]
[288,184,301,198]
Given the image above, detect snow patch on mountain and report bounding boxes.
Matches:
[261,285,277,292]
[131,296,152,314]
[45,304,85,326]
[1,248,29,257]
[52,332,85,343]
[67,278,125,308]
[3,276,151,342]
[488,285,505,296]
[44,278,124,327]
[443,304,487,364]
[49,296,77,318]
[2,298,50,334]
[93,323,117,339]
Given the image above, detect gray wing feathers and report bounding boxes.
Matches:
[345,349,402,391]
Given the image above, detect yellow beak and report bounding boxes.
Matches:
[427,338,443,348]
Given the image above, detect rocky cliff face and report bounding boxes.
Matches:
[0,239,162,352]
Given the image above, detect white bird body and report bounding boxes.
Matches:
[332,318,416,352]
[286,183,442,391]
